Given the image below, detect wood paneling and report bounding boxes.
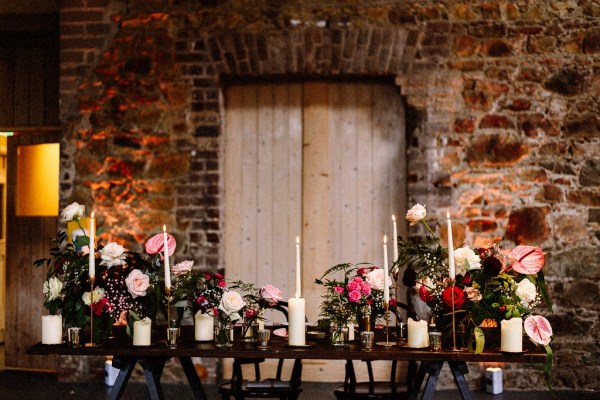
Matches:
[224,81,406,322]
[5,132,60,370]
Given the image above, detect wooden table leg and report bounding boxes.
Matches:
[408,361,428,400]
[179,356,208,400]
[108,357,137,400]
[448,361,473,400]
[420,361,443,400]
[139,357,167,400]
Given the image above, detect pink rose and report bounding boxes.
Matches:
[347,290,362,303]
[172,260,193,275]
[509,245,544,275]
[260,284,283,306]
[360,281,371,295]
[334,286,344,294]
[145,233,176,257]
[524,315,553,346]
[125,269,150,298]
[347,280,360,291]
[366,268,387,290]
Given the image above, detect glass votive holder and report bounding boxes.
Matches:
[67,327,81,347]
[429,331,442,352]
[167,327,180,347]
[256,329,271,349]
[360,331,375,351]
[396,322,407,343]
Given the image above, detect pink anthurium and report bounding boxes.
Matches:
[509,245,544,274]
[524,315,553,346]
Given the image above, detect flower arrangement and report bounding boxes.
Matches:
[398,203,554,388]
[315,263,395,329]
[36,203,163,342]
[229,281,284,335]
[171,267,227,318]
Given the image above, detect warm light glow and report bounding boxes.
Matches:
[480,318,499,328]
[16,143,59,216]
[383,234,387,244]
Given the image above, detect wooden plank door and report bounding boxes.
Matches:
[5,132,60,370]
[224,81,405,323]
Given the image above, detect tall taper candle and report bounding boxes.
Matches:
[446,211,455,279]
[89,212,95,278]
[392,215,398,264]
[383,235,389,302]
[295,236,301,298]
[163,225,171,290]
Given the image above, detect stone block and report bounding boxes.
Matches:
[505,206,549,245]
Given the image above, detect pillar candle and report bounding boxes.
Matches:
[41,315,63,344]
[347,322,355,341]
[407,317,428,348]
[500,317,523,352]
[392,215,398,263]
[288,297,306,346]
[88,212,95,278]
[162,225,171,290]
[295,236,301,298]
[133,317,152,346]
[383,235,389,302]
[194,312,214,341]
[446,211,455,279]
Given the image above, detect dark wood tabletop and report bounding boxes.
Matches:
[27,325,546,365]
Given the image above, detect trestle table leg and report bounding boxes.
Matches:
[179,356,208,400]
[108,357,137,400]
[449,361,473,400]
[139,357,167,400]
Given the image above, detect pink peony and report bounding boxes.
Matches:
[334,286,344,294]
[524,315,553,346]
[260,284,283,306]
[360,281,371,295]
[125,269,150,298]
[509,245,544,275]
[347,290,362,303]
[145,233,176,257]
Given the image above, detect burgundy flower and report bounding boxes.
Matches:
[442,286,465,311]
[389,298,397,307]
[462,272,472,285]
[419,286,434,303]
[482,256,502,276]
[402,267,417,287]
[357,268,368,276]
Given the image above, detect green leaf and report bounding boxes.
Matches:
[537,270,553,313]
[543,344,555,396]
[473,326,485,354]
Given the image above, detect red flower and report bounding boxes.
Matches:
[462,272,472,285]
[442,286,465,311]
[204,273,212,280]
[214,273,224,279]
[419,286,434,303]
[217,280,226,287]
[357,268,368,276]
[389,298,397,307]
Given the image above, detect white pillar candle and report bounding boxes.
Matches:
[500,317,523,352]
[347,322,355,341]
[383,235,389,302]
[392,215,398,263]
[295,236,301,298]
[162,225,171,290]
[446,211,455,279]
[288,297,306,346]
[89,212,95,278]
[194,312,214,341]
[407,317,429,348]
[133,317,152,346]
[41,315,63,344]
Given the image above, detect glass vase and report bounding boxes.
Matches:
[214,319,233,348]
[330,325,349,347]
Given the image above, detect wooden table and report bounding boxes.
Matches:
[27,326,546,400]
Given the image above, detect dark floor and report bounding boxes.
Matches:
[0,370,599,400]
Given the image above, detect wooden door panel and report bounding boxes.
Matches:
[5,132,60,370]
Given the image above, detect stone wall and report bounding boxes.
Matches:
[58,0,600,390]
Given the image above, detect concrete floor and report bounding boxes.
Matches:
[0,369,599,400]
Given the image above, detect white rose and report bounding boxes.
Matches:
[100,242,127,267]
[464,287,482,302]
[82,287,106,305]
[125,269,150,298]
[365,268,390,291]
[453,245,481,275]
[406,203,427,226]
[515,279,537,308]
[43,277,63,301]
[219,290,246,316]
[171,260,194,275]
[61,202,85,222]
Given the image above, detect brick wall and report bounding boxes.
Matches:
[59,0,600,390]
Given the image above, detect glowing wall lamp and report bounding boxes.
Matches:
[16,143,60,216]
